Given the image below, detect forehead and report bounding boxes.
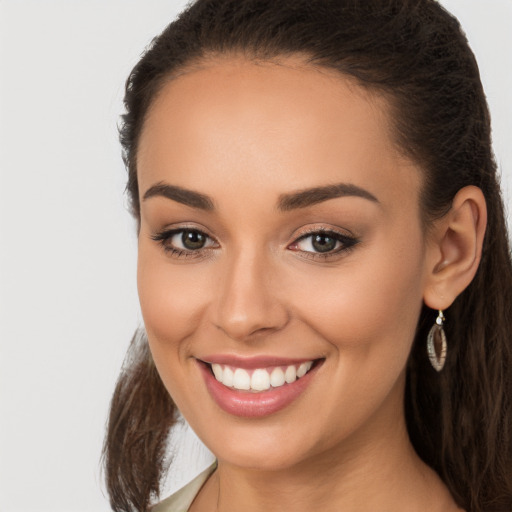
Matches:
[137,56,420,209]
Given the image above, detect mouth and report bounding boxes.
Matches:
[205,360,316,392]
[197,357,324,417]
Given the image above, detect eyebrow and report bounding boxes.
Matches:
[142,181,378,212]
[277,183,379,211]
[143,182,214,210]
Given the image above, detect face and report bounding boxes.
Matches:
[136,57,430,471]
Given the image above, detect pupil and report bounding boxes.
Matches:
[182,230,206,250]
[312,235,336,253]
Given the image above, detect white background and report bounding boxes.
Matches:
[0,1,510,511]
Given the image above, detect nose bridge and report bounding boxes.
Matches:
[214,243,287,341]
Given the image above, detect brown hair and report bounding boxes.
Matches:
[103,1,512,511]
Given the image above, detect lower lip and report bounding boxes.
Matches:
[198,361,321,418]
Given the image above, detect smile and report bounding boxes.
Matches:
[210,361,314,392]
[198,357,323,418]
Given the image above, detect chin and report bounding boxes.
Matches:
[191,415,325,471]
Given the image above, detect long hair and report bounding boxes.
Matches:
[103,1,512,510]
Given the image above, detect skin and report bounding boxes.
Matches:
[136,56,485,511]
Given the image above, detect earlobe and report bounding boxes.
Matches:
[423,186,487,310]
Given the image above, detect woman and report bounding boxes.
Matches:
[103,1,512,511]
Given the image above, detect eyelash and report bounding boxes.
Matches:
[151,227,359,261]
[288,229,359,260]
[151,228,218,259]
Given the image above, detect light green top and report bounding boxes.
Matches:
[152,463,217,512]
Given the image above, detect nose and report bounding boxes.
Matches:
[213,249,289,341]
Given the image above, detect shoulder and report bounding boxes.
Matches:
[152,463,217,512]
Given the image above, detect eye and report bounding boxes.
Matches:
[298,233,339,253]
[288,229,359,258]
[151,228,217,257]
[177,230,209,250]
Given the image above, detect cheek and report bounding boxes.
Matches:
[290,232,426,367]
[276,238,426,445]
[137,245,211,344]
[136,245,211,414]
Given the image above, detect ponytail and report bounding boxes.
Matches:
[103,329,177,512]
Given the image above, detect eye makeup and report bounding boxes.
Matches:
[151,224,360,262]
[287,227,360,262]
[151,227,218,259]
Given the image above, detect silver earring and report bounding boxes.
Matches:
[427,310,447,372]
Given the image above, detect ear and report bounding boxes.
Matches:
[423,186,487,310]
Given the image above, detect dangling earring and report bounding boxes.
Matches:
[427,310,447,372]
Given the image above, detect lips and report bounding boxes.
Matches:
[197,356,323,417]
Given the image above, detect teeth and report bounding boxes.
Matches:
[270,367,285,387]
[284,365,296,383]
[233,368,251,390]
[251,369,270,391]
[212,363,223,381]
[297,361,312,377]
[210,360,314,392]
[223,366,234,387]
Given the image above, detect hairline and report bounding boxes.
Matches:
[134,50,433,231]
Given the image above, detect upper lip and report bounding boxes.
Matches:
[198,354,321,369]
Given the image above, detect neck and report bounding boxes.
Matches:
[193,377,457,512]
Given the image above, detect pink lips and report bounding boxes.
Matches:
[197,356,322,418]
